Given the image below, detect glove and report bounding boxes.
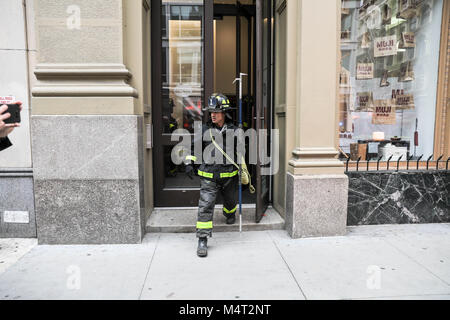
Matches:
[186,164,194,180]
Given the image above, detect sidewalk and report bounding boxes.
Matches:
[0,223,449,300]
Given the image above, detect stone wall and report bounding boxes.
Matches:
[346,171,450,225]
[0,169,36,238]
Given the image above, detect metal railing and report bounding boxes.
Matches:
[345,155,450,173]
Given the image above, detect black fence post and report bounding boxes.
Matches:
[377,155,382,171]
[407,155,414,171]
[386,155,393,171]
[416,155,423,170]
[356,157,361,172]
[426,155,433,171]
[436,155,443,170]
[396,155,403,172]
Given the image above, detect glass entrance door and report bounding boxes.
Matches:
[152,0,213,207]
[152,0,273,210]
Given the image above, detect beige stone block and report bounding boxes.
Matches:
[35,0,121,20]
[286,173,348,238]
[31,96,139,115]
[34,0,123,64]
[36,25,122,63]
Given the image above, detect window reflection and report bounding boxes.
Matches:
[162,1,204,134]
[161,0,204,188]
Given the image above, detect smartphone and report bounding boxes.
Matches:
[3,104,21,124]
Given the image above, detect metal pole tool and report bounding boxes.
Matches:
[233,72,247,234]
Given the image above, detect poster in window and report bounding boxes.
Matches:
[374,35,397,57]
[395,94,415,110]
[400,32,415,48]
[356,63,374,79]
[356,92,374,111]
[397,0,417,19]
[372,99,396,125]
[392,89,405,99]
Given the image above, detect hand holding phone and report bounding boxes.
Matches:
[3,104,21,124]
[0,102,23,138]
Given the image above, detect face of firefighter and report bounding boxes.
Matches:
[210,112,225,127]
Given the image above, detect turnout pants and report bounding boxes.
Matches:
[196,175,238,238]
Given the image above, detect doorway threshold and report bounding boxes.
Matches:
[146,206,284,233]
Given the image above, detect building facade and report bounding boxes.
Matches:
[0,0,449,244]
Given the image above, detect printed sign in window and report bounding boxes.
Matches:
[356,63,374,80]
[374,35,397,57]
[372,100,396,125]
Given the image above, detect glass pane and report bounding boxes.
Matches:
[161,0,204,134]
[163,146,201,188]
[339,0,443,161]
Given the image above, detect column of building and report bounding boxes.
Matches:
[31,0,146,244]
[285,0,349,238]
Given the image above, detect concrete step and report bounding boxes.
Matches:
[145,206,285,233]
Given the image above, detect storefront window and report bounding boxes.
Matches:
[339,0,444,162]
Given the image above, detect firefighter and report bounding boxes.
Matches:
[184,93,239,258]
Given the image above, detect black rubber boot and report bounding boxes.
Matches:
[197,237,208,257]
[225,214,236,225]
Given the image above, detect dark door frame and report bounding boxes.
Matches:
[151,0,274,213]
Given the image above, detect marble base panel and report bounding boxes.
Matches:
[286,173,349,238]
[0,171,36,238]
[34,179,143,244]
[346,171,450,226]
